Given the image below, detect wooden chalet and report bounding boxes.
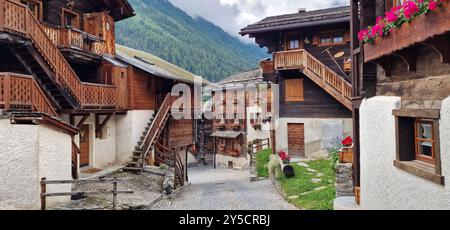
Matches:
[350,0,450,209]
[240,6,353,158]
[209,68,272,169]
[0,0,202,190]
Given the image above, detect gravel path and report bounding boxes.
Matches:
[149,165,298,210]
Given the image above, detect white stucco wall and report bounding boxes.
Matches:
[116,110,154,164]
[246,106,271,144]
[215,154,248,169]
[0,119,71,210]
[359,96,450,210]
[276,118,353,158]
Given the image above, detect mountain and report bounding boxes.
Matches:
[116,0,268,83]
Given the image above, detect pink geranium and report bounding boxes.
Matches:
[429,0,438,10]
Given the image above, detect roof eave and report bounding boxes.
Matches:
[240,16,350,36]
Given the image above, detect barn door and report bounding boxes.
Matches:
[288,123,305,156]
[79,124,90,167]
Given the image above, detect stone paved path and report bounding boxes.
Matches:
[149,165,298,210]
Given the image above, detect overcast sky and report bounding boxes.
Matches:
[168,0,349,42]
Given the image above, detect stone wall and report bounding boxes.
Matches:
[335,163,354,197]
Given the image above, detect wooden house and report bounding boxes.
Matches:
[350,0,450,209]
[0,0,202,208]
[209,69,272,169]
[240,6,353,159]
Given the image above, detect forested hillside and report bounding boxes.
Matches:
[116,0,268,82]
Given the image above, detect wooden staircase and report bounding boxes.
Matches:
[124,94,176,172]
[274,49,352,110]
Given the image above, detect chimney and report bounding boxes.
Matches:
[298,8,306,13]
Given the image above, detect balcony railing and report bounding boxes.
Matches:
[364,2,450,63]
[81,82,117,108]
[41,23,107,56]
[273,49,352,109]
[0,72,57,116]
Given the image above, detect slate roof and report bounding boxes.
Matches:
[210,131,243,139]
[216,68,263,86]
[240,6,350,35]
[115,44,208,85]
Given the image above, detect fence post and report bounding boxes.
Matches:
[40,177,47,210]
[112,177,118,210]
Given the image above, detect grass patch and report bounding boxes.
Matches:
[276,159,336,210]
[255,148,272,178]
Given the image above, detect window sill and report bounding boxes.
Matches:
[394,160,445,185]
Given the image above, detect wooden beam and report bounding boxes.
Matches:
[95,113,113,138]
[76,115,90,129]
[373,56,393,77]
[395,48,416,72]
[425,35,450,64]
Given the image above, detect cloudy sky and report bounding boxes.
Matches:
[168,0,348,42]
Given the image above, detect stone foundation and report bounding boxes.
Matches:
[335,163,354,197]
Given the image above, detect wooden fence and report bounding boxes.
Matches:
[40,177,134,210]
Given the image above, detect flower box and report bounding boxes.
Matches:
[363,1,450,62]
[339,147,353,164]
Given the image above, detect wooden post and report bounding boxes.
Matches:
[112,177,118,210]
[40,177,47,210]
[4,74,10,110]
[0,0,5,31]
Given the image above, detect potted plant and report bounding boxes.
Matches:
[278,150,291,165]
[339,136,353,163]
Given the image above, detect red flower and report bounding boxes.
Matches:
[429,0,438,10]
[358,29,368,41]
[342,137,353,146]
[278,150,291,161]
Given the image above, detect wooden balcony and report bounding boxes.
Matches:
[0,0,126,112]
[364,2,450,64]
[273,49,352,109]
[42,23,109,57]
[0,72,57,116]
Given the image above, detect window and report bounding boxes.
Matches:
[286,33,301,50]
[393,109,444,185]
[21,0,42,20]
[386,0,403,11]
[415,119,435,164]
[285,78,304,102]
[61,8,80,29]
[319,32,345,46]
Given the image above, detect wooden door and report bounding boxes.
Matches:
[83,13,102,37]
[288,123,305,156]
[79,124,90,167]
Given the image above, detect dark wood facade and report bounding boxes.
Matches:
[240,7,353,119]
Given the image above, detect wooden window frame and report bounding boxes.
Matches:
[61,8,80,29]
[414,119,436,164]
[284,78,304,102]
[285,32,302,51]
[20,0,43,21]
[318,31,346,46]
[393,109,444,185]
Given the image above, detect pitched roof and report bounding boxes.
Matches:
[210,131,243,139]
[240,6,350,35]
[216,69,263,86]
[115,44,208,85]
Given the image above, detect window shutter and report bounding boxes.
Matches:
[285,79,304,102]
[344,30,351,43]
[312,34,319,46]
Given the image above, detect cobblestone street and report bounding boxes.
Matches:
[149,165,298,210]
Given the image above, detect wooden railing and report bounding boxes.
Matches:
[274,49,352,109]
[82,82,117,108]
[0,72,57,116]
[155,142,184,189]
[140,94,176,160]
[0,0,123,109]
[41,22,107,56]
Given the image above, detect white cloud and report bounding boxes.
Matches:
[168,0,348,42]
